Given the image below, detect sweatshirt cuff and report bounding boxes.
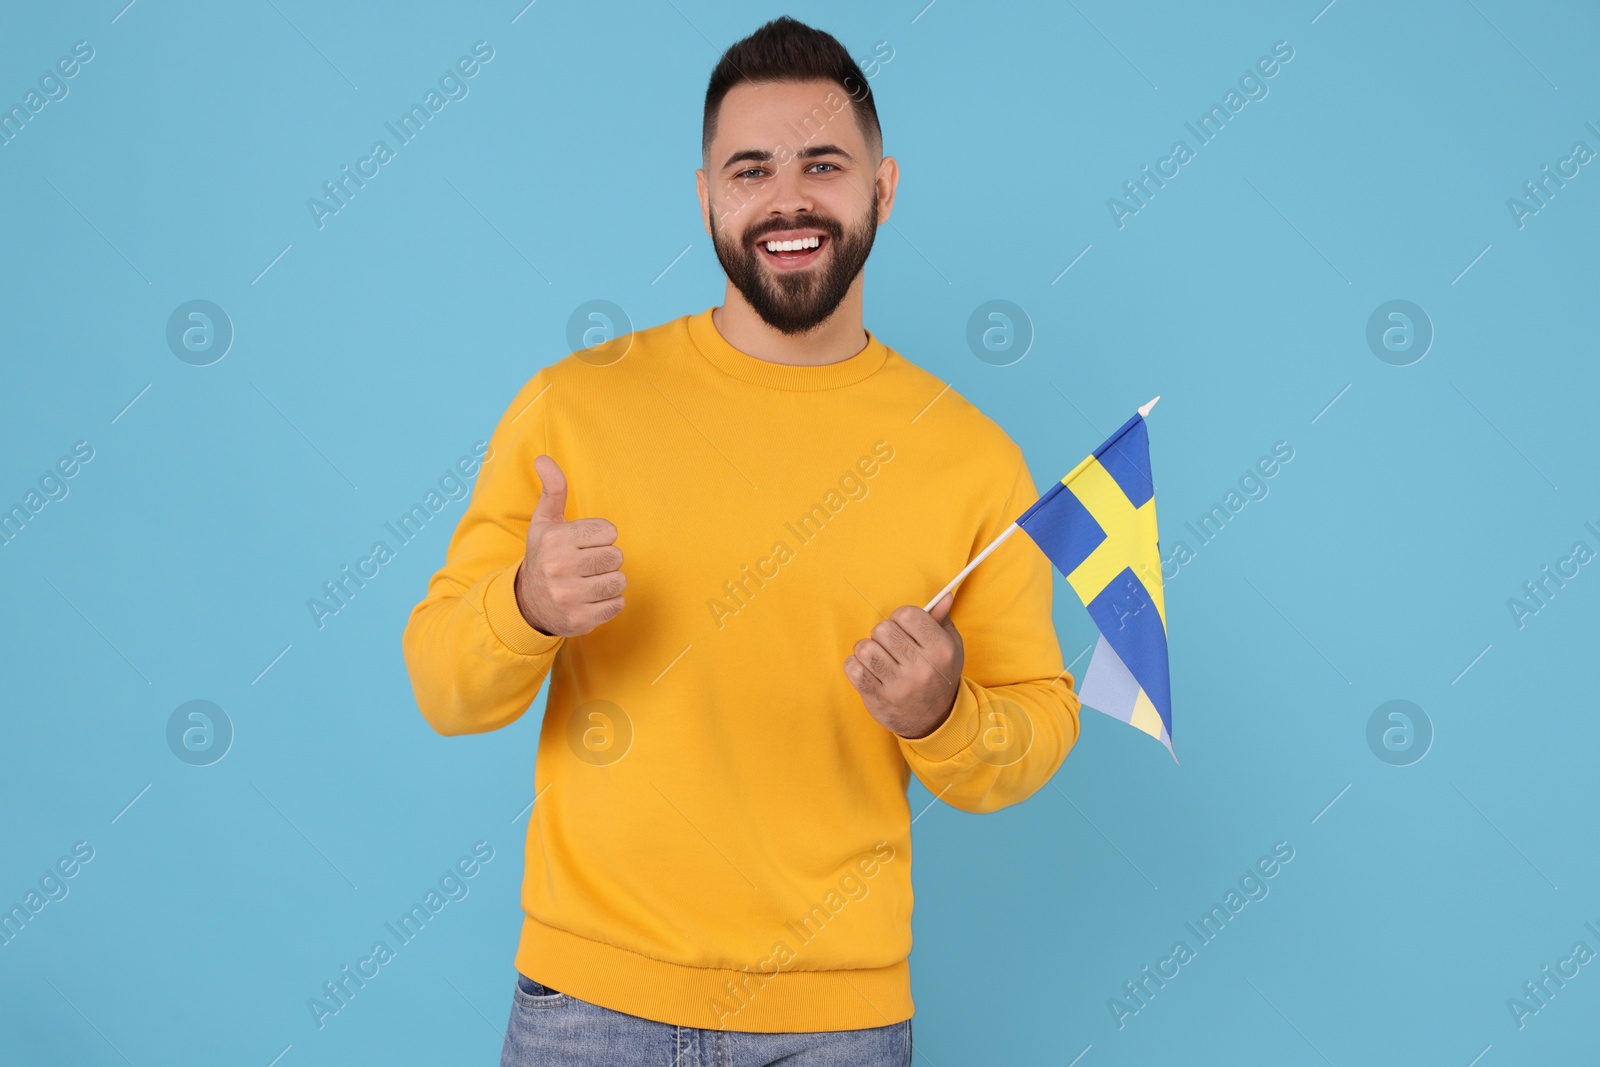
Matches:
[898,678,980,764]
[483,565,565,657]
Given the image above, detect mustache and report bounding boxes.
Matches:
[746,215,842,244]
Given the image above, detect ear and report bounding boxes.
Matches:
[874,154,899,227]
[695,168,712,238]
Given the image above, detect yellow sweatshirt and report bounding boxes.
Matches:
[402,307,1081,1033]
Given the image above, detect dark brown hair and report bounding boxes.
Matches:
[702,16,882,166]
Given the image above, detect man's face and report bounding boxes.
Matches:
[699,80,885,336]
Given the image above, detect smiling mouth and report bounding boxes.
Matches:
[758,234,828,269]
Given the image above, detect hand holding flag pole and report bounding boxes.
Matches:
[921,396,1177,762]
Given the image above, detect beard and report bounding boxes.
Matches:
[709,197,878,336]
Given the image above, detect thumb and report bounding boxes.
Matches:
[928,591,954,625]
[531,454,568,524]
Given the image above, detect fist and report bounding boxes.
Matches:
[843,592,965,739]
[514,455,626,637]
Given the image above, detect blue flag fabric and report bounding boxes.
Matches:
[1014,411,1175,760]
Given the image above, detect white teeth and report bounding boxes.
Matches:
[764,235,821,252]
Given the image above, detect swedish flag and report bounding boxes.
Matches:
[1016,401,1175,760]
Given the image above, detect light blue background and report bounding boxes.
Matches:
[2,1,1597,1064]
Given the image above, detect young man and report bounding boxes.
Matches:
[402,16,1081,1067]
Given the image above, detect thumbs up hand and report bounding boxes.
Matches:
[513,455,627,637]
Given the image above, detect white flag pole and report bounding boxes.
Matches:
[921,522,1020,612]
[919,396,1161,614]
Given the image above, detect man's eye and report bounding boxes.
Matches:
[810,163,839,174]
[735,168,766,179]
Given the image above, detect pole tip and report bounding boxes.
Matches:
[1138,395,1161,418]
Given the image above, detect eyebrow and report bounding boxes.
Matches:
[721,143,854,170]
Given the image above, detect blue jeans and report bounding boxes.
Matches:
[500,972,913,1066]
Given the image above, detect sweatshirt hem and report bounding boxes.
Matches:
[514,913,914,1033]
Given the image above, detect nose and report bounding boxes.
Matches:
[764,157,814,219]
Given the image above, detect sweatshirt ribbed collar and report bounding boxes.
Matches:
[686,306,889,392]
